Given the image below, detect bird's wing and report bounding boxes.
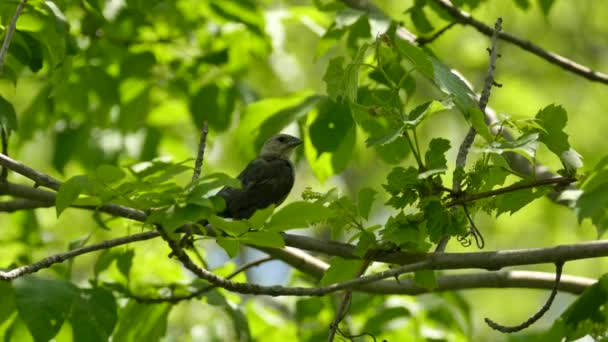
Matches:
[217,155,295,219]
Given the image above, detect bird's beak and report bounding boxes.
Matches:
[288,137,303,147]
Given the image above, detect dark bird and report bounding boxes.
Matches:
[215,133,302,219]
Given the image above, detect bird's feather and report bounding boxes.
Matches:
[217,154,295,219]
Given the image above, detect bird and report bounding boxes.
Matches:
[216,133,302,219]
[175,134,302,247]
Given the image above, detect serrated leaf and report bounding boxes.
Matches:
[425,138,450,170]
[535,104,570,155]
[495,181,550,216]
[265,201,332,232]
[239,231,285,248]
[320,257,362,285]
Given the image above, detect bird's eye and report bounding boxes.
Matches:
[277,136,286,143]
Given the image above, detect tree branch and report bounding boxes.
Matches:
[485,262,564,333]
[0,0,27,74]
[0,153,62,190]
[430,0,608,84]
[447,176,576,207]
[191,120,209,183]
[123,257,274,304]
[0,231,158,280]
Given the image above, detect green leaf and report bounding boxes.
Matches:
[94,250,119,277]
[430,58,478,114]
[423,199,452,242]
[468,107,493,141]
[320,257,362,285]
[187,172,241,201]
[255,95,323,149]
[14,276,77,342]
[410,6,434,34]
[217,237,240,258]
[357,187,377,220]
[404,100,448,128]
[382,213,430,251]
[209,0,266,37]
[56,175,92,216]
[247,204,276,229]
[208,215,250,236]
[0,282,16,326]
[151,204,212,232]
[577,158,608,236]
[306,99,356,181]
[189,83,237,132]
[512,0,530,10]
[112,301,171,342]
[393,36,434,78]
[0,95,18,133]
[425,138,451,171]
[534,104,570,155]
[383,166,420,209]
[265,201,332,232]
[70,288,117,342]
[494,180,550,216]
[324,57,346,101]
[96,165,126,184]
[542,274,608,341]
[239,231,285,248]
[116,250,135,280]
[538,0,556,16]
[365,121,404,147]
[414,269,437,290]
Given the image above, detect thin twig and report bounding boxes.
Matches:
[416,21,457,45]
[453,17,503,191]
[0,231,158,280]
[447,176,575,207]
[328,258,373,342]
[437,17,503,252]
[191,120,209,183]
[430,0,608,84]
[125,257,274,304]
[485,262,564,332]
[0,0,27,74]
[0,153,62,190]
[1,128,7,181]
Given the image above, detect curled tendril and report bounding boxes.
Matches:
[457,206,485,249]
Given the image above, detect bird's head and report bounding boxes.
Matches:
[260,134,303,158]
